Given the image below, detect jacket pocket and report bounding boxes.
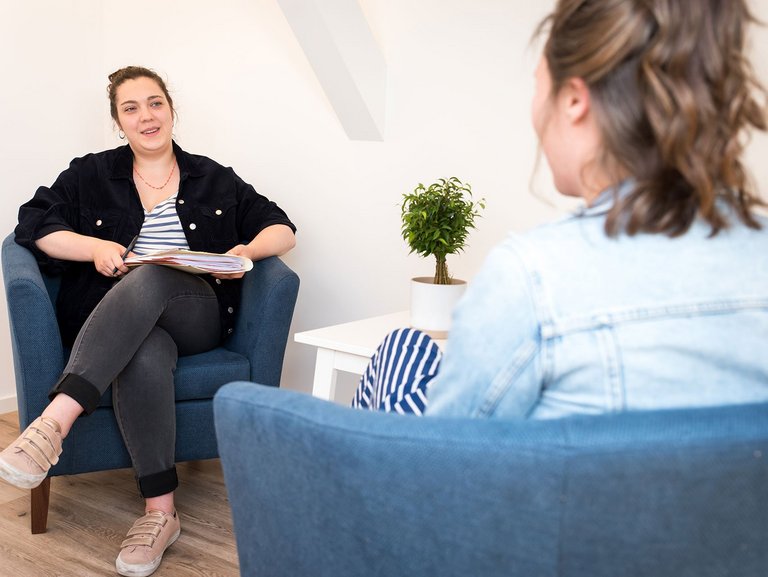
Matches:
[195,201,238,246]
[79,208,124,240]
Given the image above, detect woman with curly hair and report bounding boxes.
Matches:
[355,0,768,418]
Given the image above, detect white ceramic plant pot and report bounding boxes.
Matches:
[410,277,467,339]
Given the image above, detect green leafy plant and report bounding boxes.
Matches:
[401,177,485,285]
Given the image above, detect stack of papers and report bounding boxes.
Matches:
[125,249,254,275]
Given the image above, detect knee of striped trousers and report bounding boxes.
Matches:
[351,327,442,414]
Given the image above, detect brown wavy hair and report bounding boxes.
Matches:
[107,66,176,126]
[538,0,767,236]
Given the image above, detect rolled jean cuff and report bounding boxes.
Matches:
[137,467,179,498]
[48,373,102,415]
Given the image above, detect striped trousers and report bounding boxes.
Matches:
[351,328,443,415]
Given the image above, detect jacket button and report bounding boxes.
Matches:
[189,223,197,230]
[215,209,222,216]
[178,199,185,204]
[227,307,234,314]
[227,328,234,334]
[96,219,103,227]
[215,278,222,285]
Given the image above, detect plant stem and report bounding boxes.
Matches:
[434,257,450,285]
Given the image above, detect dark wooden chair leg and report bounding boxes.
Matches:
[31,477,51,534]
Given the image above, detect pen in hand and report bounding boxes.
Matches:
[113,235,139,275]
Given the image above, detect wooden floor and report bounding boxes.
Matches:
[0,412,240,576]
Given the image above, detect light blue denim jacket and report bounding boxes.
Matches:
[427,189,768,419]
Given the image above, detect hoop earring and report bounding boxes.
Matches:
[118,130,125,140]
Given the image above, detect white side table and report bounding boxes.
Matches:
[294,311,446,402]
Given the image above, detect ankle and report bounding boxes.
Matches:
[144,492,175,516]
[41,393,84,439]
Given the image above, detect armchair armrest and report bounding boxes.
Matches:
[1,234,65,427]
[224,256,299,388]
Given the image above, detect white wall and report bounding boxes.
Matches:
[1,0,767,412]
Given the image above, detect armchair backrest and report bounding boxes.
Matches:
[215,381,768,577]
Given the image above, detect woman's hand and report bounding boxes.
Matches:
[211,244,250,280]
[210,225,295,281]
[92,240,131,277]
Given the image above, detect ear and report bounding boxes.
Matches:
[559,77,591,124]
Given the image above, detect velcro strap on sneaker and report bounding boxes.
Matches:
[120,512,169,550]
[120,535,156,549]
[17,428,60,468]
[126,522,164,539]
[37,418,63,449]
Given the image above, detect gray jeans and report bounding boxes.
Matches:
[49,265,221,497]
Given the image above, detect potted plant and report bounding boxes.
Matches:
[401,177,485,337]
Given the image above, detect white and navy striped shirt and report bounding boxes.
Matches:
[133,192,190,256]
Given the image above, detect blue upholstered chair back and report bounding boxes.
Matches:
[215,381,768,577]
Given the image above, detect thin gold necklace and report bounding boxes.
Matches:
[134,160,177,190]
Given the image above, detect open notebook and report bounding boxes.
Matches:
[125,249,254,275]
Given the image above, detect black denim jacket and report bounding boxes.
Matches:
[15,142,296,346]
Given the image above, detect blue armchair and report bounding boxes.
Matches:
[214,381,768,577]
[1,233,299,534]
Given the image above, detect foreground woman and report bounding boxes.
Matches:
[355,0,768,419]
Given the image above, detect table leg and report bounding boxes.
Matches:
[311,348,339,401]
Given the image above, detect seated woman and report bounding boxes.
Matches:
[0,66,295,576]
[355,0,768,419]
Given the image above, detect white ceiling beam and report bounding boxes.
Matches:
[276,0,386,141]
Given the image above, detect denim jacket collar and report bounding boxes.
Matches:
[574,179,635,218]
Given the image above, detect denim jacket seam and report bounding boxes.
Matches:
[544,298,768,338]
[595,325,625,412]
[505,235,560,397]
[474,339,540,418]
